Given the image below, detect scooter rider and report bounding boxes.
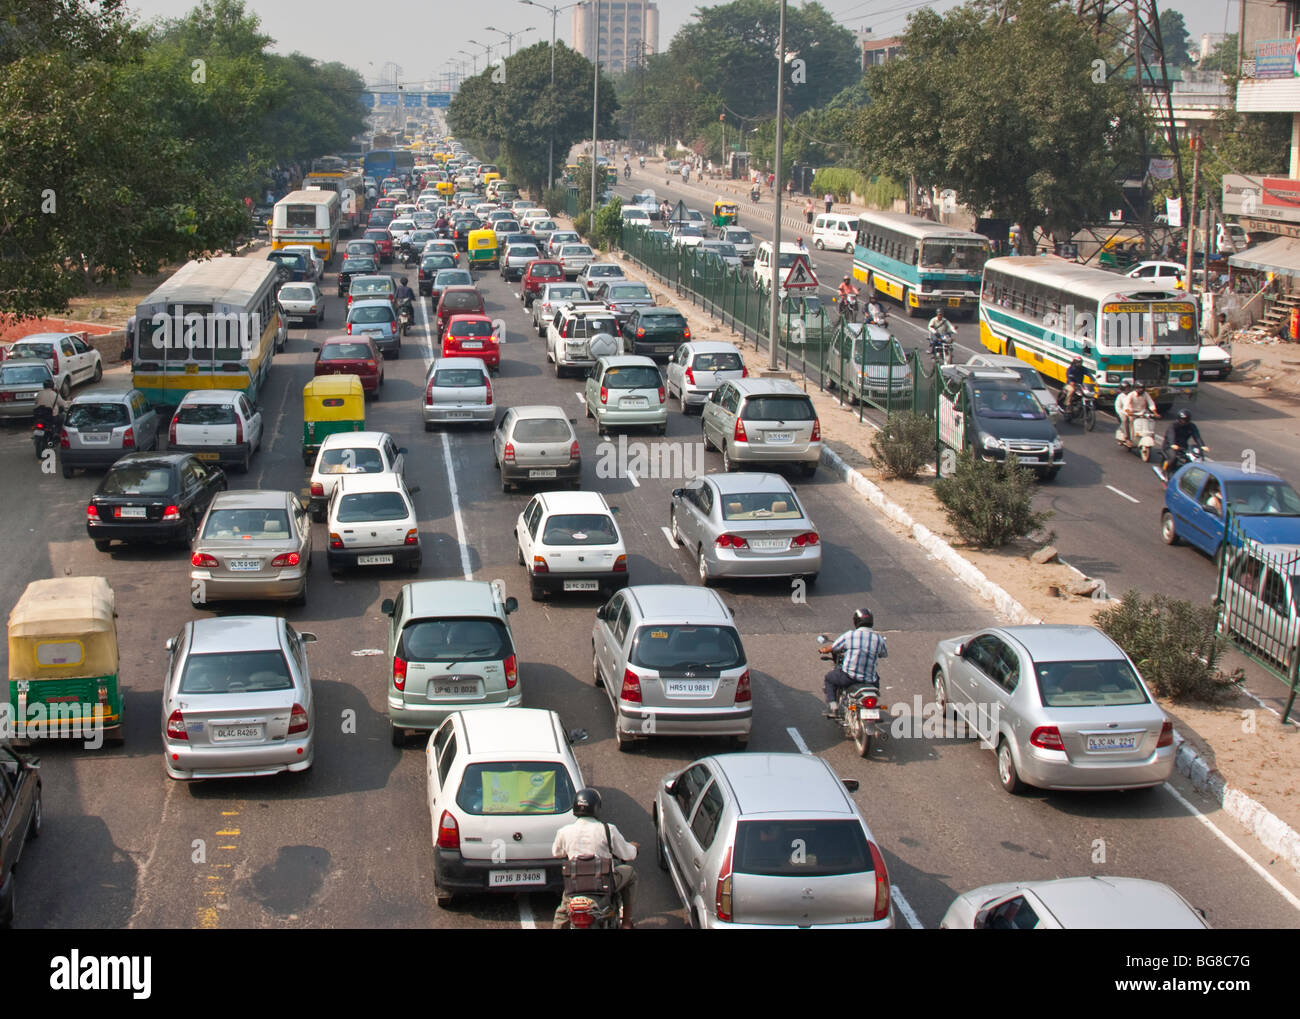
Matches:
[927,309,955,357]
[1112,380,1133,443]
[821,608,887,718]
[552,787,638,930]
[395,277,416,326]
[866,295,886,324]
[1117,382,1157,446]
[1161,409,1207,479]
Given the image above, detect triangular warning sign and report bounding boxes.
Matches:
[669,199,689,225]
[782,253,819,289]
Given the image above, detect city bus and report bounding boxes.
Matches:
[131,259,283,411]
[852,210,991,318]
[363,148,416,183]
[978,256,1199,410]
[303,168,365,235]
[271,189,341,261]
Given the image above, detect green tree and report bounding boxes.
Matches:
[1150,8,1192,68]
[1200,33,1238,73]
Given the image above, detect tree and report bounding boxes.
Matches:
[1150,8,1192,68]
[1200,33,1238,73]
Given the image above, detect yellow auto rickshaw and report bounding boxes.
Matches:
[1098,234,1144,269]
[712,199,739,230]
[303,375,365,464]
[481,172,501,193]
[435,180,454,197]
[8,576,122,745]
[466,227,500,270]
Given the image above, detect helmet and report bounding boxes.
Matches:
[1135,384,1145,392]
[573,788,602,818]
[400,276,409,285]
[1119,380,1132,390]
[1071,356,1082,365]
[852,607,874,629]
[843,274,852,282]
[1178,409,1191,422]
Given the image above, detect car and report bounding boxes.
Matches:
[501,244,542,282]
[424,708,581,903]
[533,283,588,335]
[521,259,566,307]
[578,262,626,296]
[382,581,522,747]
[547,230,581,258]
[595,281,655,325]
[670,473,821,585]
[1199,336,1233,380]
[266,250,309,285]
[491,218,521,236]
[346,238,378,258]
[279,244,323,281]
[451,216,484,251]
[718,226,756,264]
[6,333,102,398]
[931,624,1176,794]
[823,322,913,400]
[671,224,707,248]
[0,742,43,929]
[592,584,752,752]
[277,281,326,328]
[940,876,1208,929]
[1161,461,1300,560]
[338,253,380,292]
[666,159,682,174]
[1217,543,1300,671]
[939,366,1065,481]
[423,238,459,262]
[559,243,596,279]
[621,207,651,228]
[430,268,474,308]
[363,226,394,260]
[407,229,438,253]
[434,286,486,340]
[701,378,821,477]
[313,336,384,395]
[87,452,227,551]
[0,358,53,419]
[697,239,743,270]
[492,405,582,492]
[168,389,264,472]
[1126,261,1186,287]
[621,307,691,362]
[418,253,458,296]
[547,302,621,378]
[516,490,628,600]
[388,217,417,247]
[528,218,558,245]
[966,352,1058,416]
[347,274,397,311]
[584,355,667,435]
[441,313,500,370]
[161,615,318,780]
[326,472,420,575]
[190,490,313,606]
[307,430,407,521]
[60,388,161,477]
[423,357,494,430]
[346,298,401,359]
[665,341,746,414]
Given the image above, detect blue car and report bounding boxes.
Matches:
[1161,461,1300,560]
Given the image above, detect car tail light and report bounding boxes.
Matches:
[1030,726,1065,751]
[191,552,218,567]
[329,532,344,550]
[683,327,691,339]
[404,528,419,546]
[569,439,580,460]
[436,810,461,850]
[741,366,749,377]
[636,327,645,338]
[734,418,747,442]
[599,386,608,405]
[346,322,353,334]
[532,556,549,574]
[169,417,178,444]
[51,350,59,374]
[234,416,243,445]
[59,428,70,448]
[811,418,821,441]
[347,293,354,305]
[716,845,733,922]
[288,702,309,735]
[122,426,135,449]
[365,359,376,369]
[484,376,494,405]
[868,840,891,921]
[613,554,627,572]
[166,709,187,741]
[684,367,695,385]
[271,552,300,567]
[86,504,98,520]
[790,532,819,547]
[502,441,515,464]
[620,669,642,703]
[504,653,518,689]
[560,325,569,338]
[310,481,324,496]
[1157,720,1174,748]
[715,533,749,549]
[162,505,181,521]
[657,386,665,404]
[735,669,751,703]
[392,655,407,691]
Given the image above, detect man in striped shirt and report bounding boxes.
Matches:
[821,608,887,717]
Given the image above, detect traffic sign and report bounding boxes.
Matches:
[668,199,689,226]
[782,253,819,289]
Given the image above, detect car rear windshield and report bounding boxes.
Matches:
[642,313,686,330]
[1034,659,1150,707]
[13,342,54,358]
[609,285,650,299]
[734,820,871,878]
[630,625,744,670]
[442,293,482,312]
[179,650,293,694]
[604,366,662,390]
[1223,481,1300,516]
[279,285,314,301]
[437,271,473,285]
[513,418,572,443]
[343,258,375,271]
[562,246,593,257]
[177,404,237,425]
[455,762,576,816]
[201,508,291,539]
[547,286,585,301]
[531,263,563,278]
[434,368,486,388]
[721,491,802,520]
[364,230,389,241]
[398,617,511,662]
[68,403,130,429]
[693,351,742,372]
[351,306,396,324]
[587,265,622,277]
[422,256,455,270]
[101,466,173,495]
[0,364,50,384]
[319,447,385,473]
[321,343,374,361]
[740,396,815,421]
[542,514,618,546]
[336,491,409,522]
[450,319,493,338]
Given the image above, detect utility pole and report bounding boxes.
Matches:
[1184,129,1200,295]
[590,0,600,222]
[766,0,788,372]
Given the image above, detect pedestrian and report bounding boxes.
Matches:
[824,192,833,214]
[804,198,814,224]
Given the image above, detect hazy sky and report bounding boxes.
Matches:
[120,0,1243,90]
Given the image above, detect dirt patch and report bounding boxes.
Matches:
[1228,334,1300,403]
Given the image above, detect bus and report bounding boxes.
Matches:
[852,211,991,318]
[303,169,365,235]
[363,148,416,182]
[131,259,283,411]
[978,256,1199,409]
[271,189,340,261]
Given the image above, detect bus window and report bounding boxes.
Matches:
[285,204,317,228]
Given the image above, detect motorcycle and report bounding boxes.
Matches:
[1117,410,1157,461]
[560,856,623,930]
[399,301,414,336]
[1153,441,1207,484]
[928,330,954,366]
[638,156,645,169]
[1057,382,1096,431]
[835,291,860,325]
[31,407,60,458]
[818,636,884,759]
[336,275,348,299]
[623,164,631,180]
[400,241,417,267]
[749,188,761,204]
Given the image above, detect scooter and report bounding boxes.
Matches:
[560,856,624,930]
[818,636,884,759]
[623,164,631,180]
[638,156,645,169]
[749,188,761,204]
[865,303,887,327]
[1117,411,1158,462]
[399,301,414,336]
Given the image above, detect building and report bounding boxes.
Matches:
[572,1,659,74]
[857,29,903,69]
[1197,32,1228,65]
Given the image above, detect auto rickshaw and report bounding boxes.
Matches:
[466,227,500,271]
[435,180,454,197]
[8,576,123,745]
[1098,234,1143,269]
[712,200,739,231]
[481,172,500,193]
[303,375,365,464]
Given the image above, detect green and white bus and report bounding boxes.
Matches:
[852,210,991,318]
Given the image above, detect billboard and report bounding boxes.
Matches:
[359,92,451,109]
[1254,37,1299,79]
[1223,174,1300,224]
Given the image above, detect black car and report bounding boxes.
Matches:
[622,307,692,362]
[418,253,458,296]
[87,452,227,552]
[338,254,380,296]
[0,742,42,929]
[266,251,308,285]
[451,216,483,251]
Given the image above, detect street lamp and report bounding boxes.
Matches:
[767,0,788,372]
[467,39,498,69]
[458,48,478,76]
[520,0,587,189]
[585,0,600,222]
[486,25,537,59]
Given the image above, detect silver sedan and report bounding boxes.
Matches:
[190,490,312,606]
[670,473,821,585]
[423,357,494,428]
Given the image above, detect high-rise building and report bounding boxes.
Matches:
[572,1,659,74]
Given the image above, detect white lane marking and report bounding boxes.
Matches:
[661,526,679,549]
[350,649,384,656]
[1162,781,1300,913]
[575,391,585,405]
[518,895,537,930]
[627,471,640,488]
[891,886,924,930]
[440,432,472,580]
[786,726,811,755]
[1106,484,1139,504]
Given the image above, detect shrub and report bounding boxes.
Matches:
[932,450,1052,548]
[1096,591,1243,702]
[871,412,934,480]
[572,211,592,240]
[810,168,903,209]
[542,186,569,218]
[593,197,623,251]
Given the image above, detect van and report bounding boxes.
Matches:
[752,241,816,293]
[813,213,859,253]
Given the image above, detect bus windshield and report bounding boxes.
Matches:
[1101,302,1198,350]
[920,239,989,271]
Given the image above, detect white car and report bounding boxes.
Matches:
[6,332,102,397]
[168,389,264,473]
[532,283,588,336]
[578,262,626,296]
[547,231,581,258]
[559,244,596,279]
[940,876,1208,929]
[308,430,408,521]
[277,282,326,328]
[1198,337,1232,380]
[665,341,747,414]
[388,218,417,246]
[515,490,628,600]
[1126,261,1185,287]
[279,244,324,281]
[326,473,421,574]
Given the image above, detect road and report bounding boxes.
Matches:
[1,240,1298,930]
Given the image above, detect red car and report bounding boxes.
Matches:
[441,314,499,370]
[521,260,565,308]
[374,196,399,210]
[313,336,384,394]
[435,286,487,339]
[363,228,393,262]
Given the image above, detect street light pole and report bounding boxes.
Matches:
[767,0,788,371]
[590,0,600,222]
[487,25,536,59]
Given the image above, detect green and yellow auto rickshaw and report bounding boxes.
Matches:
[712,199,739,231]
[466,227,500,271]
[8,576,123,745]
[302,375,365,464]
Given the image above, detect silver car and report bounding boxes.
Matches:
[665,341,746,414]
[584,356,668,436]
[161,615,318,780]
[579,262,626,296]
[61,389,161,477]
[670,473,821,585]
[824,324,914,402]
[492,405,581,491]
[546,231,581,258]
[0,359,53,419]
[653,753,893,928]
[559,243,596,279]
[423,357,494,429]
[940,877,1208,929]
[533,283,588,335]
[931,625,1176,794]
[701,378,821,477]
[189,490,312,606]
[719,227,756,265]
[277,282,326,328]
[591,584,751,751]
[501,244,542,282]
[596,281,655,325]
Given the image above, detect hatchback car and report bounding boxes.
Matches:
[0,358,53,419]
[347,274,397,311]
[521,260,565,307]
[190,490,312,606]
[425,708,580,903]
[161,615,318,780]
[654,753,892,928]
[579,262,626,296]
[500,244,541,283]
[168,389,263,472]
[701,379,821,477]
[338,254,380,292]
[493,405,582,492]
[60,388,160,477]
[441,314,500,370]
[665,341,746,414]
[307,431,407,521]
[1217,543,1300,671]
[592,585,751,752]
[528,218,558,245]
[277,282,326,328]
[584,356,668,436]
[423,357,494,429]
[382,580,521,746]
[532,285,588,336]
[419,253,458,296]
[546,231,581,257]
[326,473,421,574]
[559,244,596,279]
[313,336,383,395]
[430,268,474,308]
[931,624,1175,794]
[516,490,628,600]
[940,876,1207,929]
[1161,461,1300,561]
[621,307,691,362]
[87,452,226,551]
[597,281,655,325]
[0,742,42,929]
[670,473,821,585]
[363,226,394,259]
[346,298,400,359]
[279,244,323,281]
[7,333,101,397]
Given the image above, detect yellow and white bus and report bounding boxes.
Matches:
[303,169,365,235]
[978,256,1199,409]
[852,210,991,318]
[271,189,340,261]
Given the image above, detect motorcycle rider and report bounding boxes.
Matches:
[837,274,860,321]
[1112,380,1133,443]
[395,276,416,323]
[1116,382,1157,447]
[927,309,955,358]
[1160,409,1207,480]
[820,608,887,718]
[865,295,886,325]
[33,378,67,433]
[552,787,638,930]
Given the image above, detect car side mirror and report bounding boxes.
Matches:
[398,447,408,456]
[381,599,395,616]
[842,779,860,793]
[569,418,577,425]
[595,605,608,621]
[954,642,966,658]
[973,907,992,930]
[299,632,318,643]
[408,485,421,495]
[164,637,176,652]
[671,488,684,499]
[504,596,518,614]
[568,728,589,745]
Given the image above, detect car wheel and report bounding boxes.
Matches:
[1214,543,1226,572]
[934,667,951,720]
[0,873,14,930]
[800,462,818,479]
[554,359,563,378]
[529,576,545,602]
[93,539,111,552]
[1160,511,1180,546]
[585,401,593,420]
[730,734,749,750]
[28,786,41,839]
[92,362,103,383]
[814,238,825,250]
[592,650,603,688]
[997,738,1022,794]
[59,377,71,399]
[501,475,512,493]
[61,463,74,479]
[670,508,685,547]
[289,585,307,607]
[701,422,714,452]
[697,547,715,587]
[802,572,818,586]
[390,724,405,748]
[517,542,525,566]
[434,883,456,908]
[721,447,733,472]
[1040,467,1059,482]
[654,808,670,872]
[178,515,196,548]
[615,726,636,753]
[311,506,325,524]
[239,451,251,474]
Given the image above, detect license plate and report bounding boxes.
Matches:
[196,452,220,461]
[212,725,264,741]
[563,579,599,591]
[432,681,481,697]
[461,341,483,349]
[356,554,394,566]
[489,869,546,888]
[948,298,961,307]
[16,391,36,399]
[748,538,787,551]
[861,708,881,721]
[1087,734,1138,752]
[620,398,647,408]
[81,433,111,443]
[447,411,472,418]
[228,559,261,571]
[657,346,674,354]
[118,507,147,519]
[765,431,793,443]
[529,468,557,478]
[666,680,714,697]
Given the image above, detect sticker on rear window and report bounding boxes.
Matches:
[649,630,669,639]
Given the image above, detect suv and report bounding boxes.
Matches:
[937,365,1064,481]
[621,307,691,362]
[547,302,620,378]
[381,580,521,746]
[584,356,668,435]
[60,388,161,477]
[169,389,264,472]
[701,378,821,477]
[492,405,582,492]
[515,490,629,600]
[521,260,565,307]
[326,473,421,575]
[591,585,751,752]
